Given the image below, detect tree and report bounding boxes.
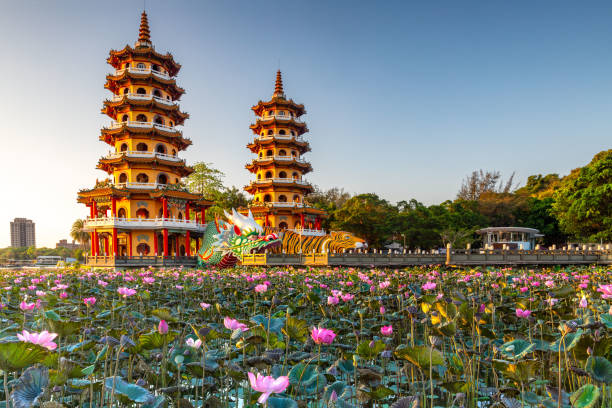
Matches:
[477,191,528,226]
[457,170,516,201]
[552,149,612,241]
[331,193,396,247]
[514,197,567,246]
[305,186,352,229]
[206,186,251,221]
[70,219,90,249]
[185,162,225,198]
[515,174,561,199]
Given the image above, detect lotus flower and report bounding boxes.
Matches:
[515,308,531,319]
[341,293,354,302]
[254,284,268,293]
[327,296,339,305]
[158,320,169,334]
[19,301,36,312]
[597,284,612,299]
[224,317,248,332]
[311,327,336,345]
[143,277,155,284]
[117,287,136,297]
[200,302,211,310]
[83,297,96,307]
[247,372,289,404]
[17,330,58,350]
[186,338,202,349]
[381,325,393,336]
[422,282,436,291]
[579,296,588,308]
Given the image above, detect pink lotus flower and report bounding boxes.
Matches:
[200,302,211,310]
[186,338,202,349]
[381,325,393,336]
[35,291,46,297]
[17,330,58,350]
[59,292,68,299]
[247,372,290,404]
[117,287,136,298]
[224,317,248,332]
[341,293,354,302]
[98,280,108,287]
[83,297,96,307]
[143,277,155,285]
[422,282,436,291]
[579,296,588,308]
[515,308,531,319]
[379,306,385,314]
[158,320,169,334]
[311,327,336,345]
[327,296,339,305]
[254,284,268,293]
[597,284,612,299]
[20,301,36,312]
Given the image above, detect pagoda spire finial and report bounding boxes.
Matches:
[273,70,285,98]
[136,11,151,47]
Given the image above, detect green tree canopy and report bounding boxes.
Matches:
[552,149,612,241]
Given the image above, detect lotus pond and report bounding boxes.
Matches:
[0,265,611,408]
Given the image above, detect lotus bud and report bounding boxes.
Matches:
[158,319,169,335]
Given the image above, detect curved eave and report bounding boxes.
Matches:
[147,189,213,206]
[107,45,181,76]
[244,182,313,195]
[97,157,193,177]
[105,72,185,99]
[102,99,189,125]
[99,128,192,150]
[251,97,306,116]
[247,139,311,154]
[245,160,312,173]
[250,120,308,136]
[77,186,130,204]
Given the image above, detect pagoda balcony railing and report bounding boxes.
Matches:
[114,182,165,189]
[108,121,179,133]
[111,93,175,106]
[114,67,171,80]
[255,114,304,123]
[83,216,204,231]
[265,201,305,208]
[253,178,311,186]
[254,155,307,163]
[105,151,183,162]
[255,134,305,142]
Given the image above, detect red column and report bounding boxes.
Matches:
[163,229,168,257]
[300,213,305,229]
[265,213,269,227]
[200,208,205,223]
[185,231,191,256]
[128,232,132,257]
[185,202,190,221]
[111,197,117,217]
[196,237,200,252]
[92,201,97,218]
[112,228,118,256]
[153,233,158,256]
[162,198,168,218]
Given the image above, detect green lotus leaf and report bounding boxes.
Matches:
[365,385,395,400]
[104,376,153,403]
[498,340,535,360]
[394,345,444,369]
[356,340,385,360]
[282,316,309,342]
[324,381,346,403]
[586,356,612,384]
[570,384,600,408]
[139,331,177,350]
[550,329,583,352]
[10,366,48,408]
[267,397,298,408]
[288,363,317,385]
[151,308,178,323]
[441,380,469,393]
[0,340,50,371]
[46,319,82,337]
[250,315,285,334]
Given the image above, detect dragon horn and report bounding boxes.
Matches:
[214,216,221,233]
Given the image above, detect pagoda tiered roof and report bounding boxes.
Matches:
[77,183,212,208]
[100,126,192,150]
[102,96,189,125]
[105,71,185,100]
[246,136,310,154]
[97,155,194,177]
[245,158,312,174]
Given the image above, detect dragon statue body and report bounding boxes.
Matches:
[197,209,366,268]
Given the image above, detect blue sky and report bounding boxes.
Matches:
[0,0,610,247]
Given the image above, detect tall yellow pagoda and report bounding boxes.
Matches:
[77,12,212,267]
[244,71,327,231]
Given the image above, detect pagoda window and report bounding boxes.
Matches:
[279,111,285,116]
[293,195,300,202]
[157,174,168,185]
[258,152,263,158]
[290,131,295,135]
[171,149,177,156]
[263,194,271,202]
[156,144,166,154]
[136,114,148,122]
[123,88,129,94]
[169,121,174,127]
[154,116,164,125]
[118,173,128,183]
[152,64,160,72]
[153,89,162,97]
[166,95,170,100]
[121,114,129,122]
[266,150,273,156]
[279,129,286,135]
[136,88,146,95]
[292,172,299,179]
[279,150,287,156]
[265,171,272,179]
[120,143,128,152]
[257,174,262,180]
[117,208,127,218]
[175,178,179,183]
[267,130,273,135]
[279,171,287,178]
[278,195,287,202]
[279,222,288,230]
[137,63,146,69]
[136,173,149,183]
[178,212,183,220]
[291,151,297,157]
[136,143,148,151]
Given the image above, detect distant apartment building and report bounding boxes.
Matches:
[10,218,36,248]
[56,239,81,250]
